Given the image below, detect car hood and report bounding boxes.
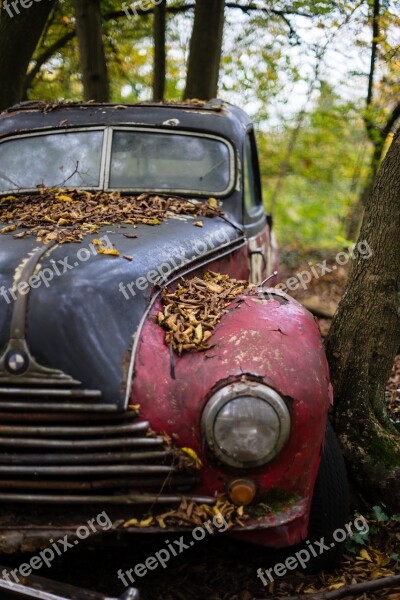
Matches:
[0,216,243,408]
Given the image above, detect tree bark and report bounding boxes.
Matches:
[153,0,166,101]
[0,0,57,111]
[72,0,110,102]
[184,0,225,100]
[326,131,400,510]
[346,103,400,240]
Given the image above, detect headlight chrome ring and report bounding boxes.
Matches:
[202,381,291,469]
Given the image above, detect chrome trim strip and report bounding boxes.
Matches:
[0,493,215,505]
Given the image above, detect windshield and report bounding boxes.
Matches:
[0,131,104,191]
[0,129,233,196]
[110,131,230,193]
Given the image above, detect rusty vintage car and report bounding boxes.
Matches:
[0,100,349,572]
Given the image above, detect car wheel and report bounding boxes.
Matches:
[303,420,350,572]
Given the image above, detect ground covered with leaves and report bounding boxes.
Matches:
[3,509,399,600]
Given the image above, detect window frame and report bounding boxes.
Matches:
[243,128,266,237]
[0,126,236,198]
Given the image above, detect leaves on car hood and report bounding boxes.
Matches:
[158,271,253,354]
[0,188,224,245]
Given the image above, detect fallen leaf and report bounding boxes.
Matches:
[97,248,120,257]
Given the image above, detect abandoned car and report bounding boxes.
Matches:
[0,100,349,569]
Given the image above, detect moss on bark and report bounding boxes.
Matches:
[326,131,400,510]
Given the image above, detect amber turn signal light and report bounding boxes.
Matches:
[228,479,256,506]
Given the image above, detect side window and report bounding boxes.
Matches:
[243,131,262,220]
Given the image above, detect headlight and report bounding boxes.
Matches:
[202,381,291,468]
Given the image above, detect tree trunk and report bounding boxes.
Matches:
[325,131,400,510]
[184,0,225,101]
[72,0,110,102]
[153,0,166,101]
[0,0,57,111]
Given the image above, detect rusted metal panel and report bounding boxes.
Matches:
[131,288,331,546]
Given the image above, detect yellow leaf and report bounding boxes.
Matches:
[327,583,345,591]
[0,225,17,234]
[139,517,154,528]
[56,194,76,203]
[194,220,203,227]
[181,447,203,467]
[208,197,218,208]
[156,516,167,529]
[1,195,16,202]
[195,323,203,342]
[97,247,120,257]
[123,518,139,528]
[82,223,99,233]
[129,404,140,411]
[359,548,373,562]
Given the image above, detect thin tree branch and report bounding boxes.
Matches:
[367,0,380,107]
[256,574,400,600]
[382,101,400,139]
[364,0,380,142]
[24,31,76,93]
[26,1,313,93]
[153,0,166,101]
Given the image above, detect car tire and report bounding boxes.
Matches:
[301,421,350,573]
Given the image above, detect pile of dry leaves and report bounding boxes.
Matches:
[158,271,250,354]
[0,189,223,245]
[122,496,248,531]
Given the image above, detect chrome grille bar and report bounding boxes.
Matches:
[0,421,150,436]
[0,402,117,412]
[0,436,165,448]
[0,451,169,465]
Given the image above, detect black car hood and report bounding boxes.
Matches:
[0,216,242,408]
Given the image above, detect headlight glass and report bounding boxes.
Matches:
[214,396,280,463]
[202,382,291,468]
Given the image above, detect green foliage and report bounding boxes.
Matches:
[373,505,390,522]
[346,506,400,556]
[259,84,371,247]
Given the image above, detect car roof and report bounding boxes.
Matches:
[0,100,252,147]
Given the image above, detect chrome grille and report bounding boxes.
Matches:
[0,386,199,504]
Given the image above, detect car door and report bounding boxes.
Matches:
[243,129,276,285]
